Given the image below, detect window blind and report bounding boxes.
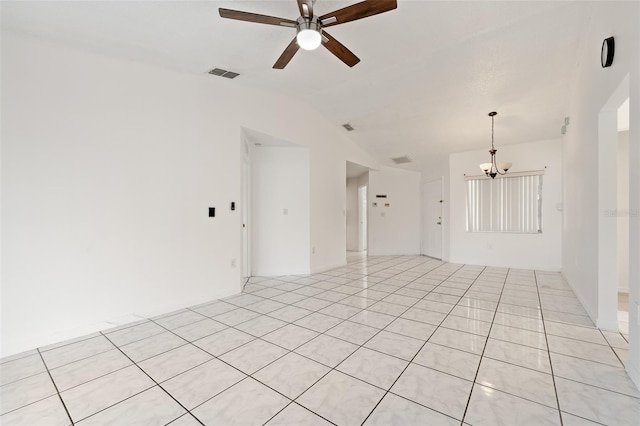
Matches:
[466,174,543,233]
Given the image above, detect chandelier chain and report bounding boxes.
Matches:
[491,114,495,150]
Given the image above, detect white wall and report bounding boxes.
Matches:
[0,32,379,356]
[618,131,630,293]
[449,139,563,271]
[368,167,422,256]
[251,146,310,276]
[562,1,640,387]
[346,177,359,251]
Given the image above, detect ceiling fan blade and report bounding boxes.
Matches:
[219,8,296,27]
[297,0,314,18]
[322,32,360,67]
[273,38,300,69]
[319,0,397,27]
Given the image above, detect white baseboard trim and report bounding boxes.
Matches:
[597,319,621,331]
[627,360,640,392]
[311,261,347,275]
[367,251,421,256]
[1,290,238,358]
[561,271,598,326]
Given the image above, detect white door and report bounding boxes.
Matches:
[422,179,443,259]
[358,186,367,252]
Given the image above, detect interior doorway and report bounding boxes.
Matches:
[241,128,311,283]
[617,97,630,336]
[358,185,368,252]
[346,161,369,255]
[422,178,443,259]
[597,75,630,333]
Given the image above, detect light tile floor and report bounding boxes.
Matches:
[2,255,639,425]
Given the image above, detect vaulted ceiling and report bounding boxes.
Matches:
[2,1,592,171]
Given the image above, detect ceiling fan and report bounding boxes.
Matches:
[219,0,397,69]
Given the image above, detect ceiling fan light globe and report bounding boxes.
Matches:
[297,29,321,50]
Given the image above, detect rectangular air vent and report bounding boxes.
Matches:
[391,156,412,164]
[342,123,354,131]
[208,68,240,79]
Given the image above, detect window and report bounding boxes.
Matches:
[466,172,543,233]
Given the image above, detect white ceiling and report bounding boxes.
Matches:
[2,1,592,171]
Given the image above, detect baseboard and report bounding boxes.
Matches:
[561,271,599,326]
[367,251,421,256]
[0,290,238,358]
[627,360,640,392]
[597,319,621,331]
[448,256,561,272]
[311,261,347,275]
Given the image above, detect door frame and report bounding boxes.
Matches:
[358,185,368,252]
[241,142,251,282]
[597,75,629,331]
[422,178,444,259]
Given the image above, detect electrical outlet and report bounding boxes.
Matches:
[231,259,236,268]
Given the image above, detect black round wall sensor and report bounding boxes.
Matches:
[601,37,615,68]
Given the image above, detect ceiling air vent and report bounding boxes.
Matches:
[208,68,240,79]
[391,156,412,164]
[342,123,355,131]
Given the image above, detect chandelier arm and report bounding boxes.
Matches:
[493,151,508,175]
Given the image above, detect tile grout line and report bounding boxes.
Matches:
[36,348,75,425]
[261,401,338,426]
[258,259,455,425]
[98,332,206,426]
[141,293,368,418]
[35,347,115,373]
[258,259,464,425]
[459,266,509,425]
[209,265,640,407]
[534,270,564,426]
[223,258,448,352]
[358,263,477,425]
[149,303,342,425]
[598,327,627,368]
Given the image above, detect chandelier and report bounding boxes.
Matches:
[479,112,511,179]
